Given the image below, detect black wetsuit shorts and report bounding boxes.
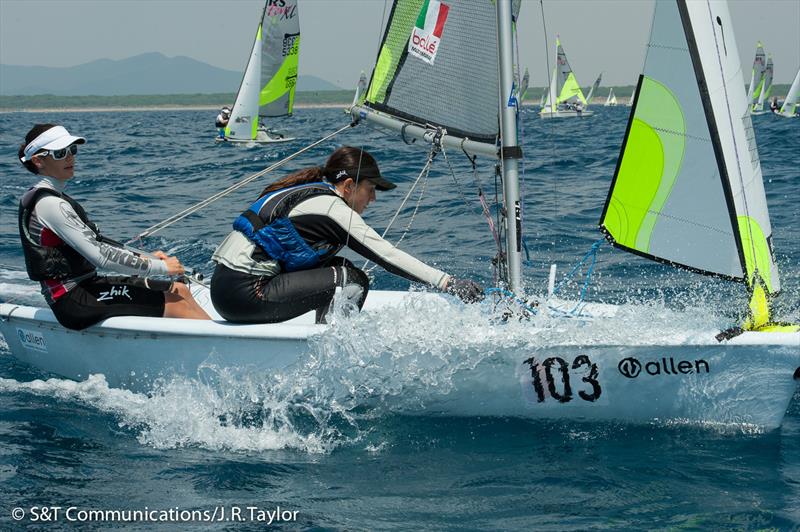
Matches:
[210,258,369,324]
[50,275,168,330]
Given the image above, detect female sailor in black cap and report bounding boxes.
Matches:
[210,146,484,324]
[17,123,210,330]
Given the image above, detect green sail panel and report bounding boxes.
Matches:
[364,0,520,143]
[601,0,775,288]
[259,0,300,117]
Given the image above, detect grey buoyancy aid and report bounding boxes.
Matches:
[232,182,340,272]
[18,188,97,281]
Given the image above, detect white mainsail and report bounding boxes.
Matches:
[519,67,530,104]
[604,87,617,106]
[600,0,780,298]
[585,73,602,105]
[779,67,800,117]
[225,0,300,142]
[746,41,766,110]
[753,55,773,112]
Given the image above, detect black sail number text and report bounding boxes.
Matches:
[522,355,602,404]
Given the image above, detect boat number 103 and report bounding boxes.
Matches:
[522,355,602,403]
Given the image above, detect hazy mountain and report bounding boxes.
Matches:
[0,52,342,96]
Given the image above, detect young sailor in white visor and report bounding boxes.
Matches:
[17,123,209,330]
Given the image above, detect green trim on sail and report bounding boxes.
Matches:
[557,73,587,105]
[737,215,773,291]
[602,77,685,251]
[251,116,259,139]
[366,0,424,105]
[751,77,765,100]
[259,35,300,112]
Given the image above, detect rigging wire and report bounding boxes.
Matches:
[361,143,437,272]
[539,0,558,228]
[126,123,355,245]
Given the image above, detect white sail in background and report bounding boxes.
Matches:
[226,24,264,141]
[601,0,780,294]
[604,87,617,106]
[225,1,300,142]
[352,70,367,106]
[519,68,530,104]
[753,55,773,112]
[586,73,602,106]
[746,41,766,109]
[779,67,800,117]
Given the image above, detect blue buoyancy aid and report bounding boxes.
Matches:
[232,182,338,272]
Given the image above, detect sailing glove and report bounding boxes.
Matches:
[446,278,485,303]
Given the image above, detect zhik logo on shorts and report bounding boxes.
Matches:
[97,285,132,302]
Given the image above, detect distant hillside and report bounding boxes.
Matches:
[0,52,341,96]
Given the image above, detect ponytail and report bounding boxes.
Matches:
[259,166,325,197]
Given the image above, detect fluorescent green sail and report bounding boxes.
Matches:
[259,35,300,113]
[258,0,300,117]
[366,0,424,104]
[602,77,685,252]
[557,73,587,105]
[601,0,780,290]
[602,0,785,329]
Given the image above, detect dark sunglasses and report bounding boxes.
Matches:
[35,144,79,160]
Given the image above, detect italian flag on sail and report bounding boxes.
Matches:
[408,0,449,65]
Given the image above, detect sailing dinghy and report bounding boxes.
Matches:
[604,87,618,106]
[218,0,300,144]
[778,67,800,118]
[745,41,767,114]
[540,37,593,118]
[751,55,773,115]
[1,0,798,430]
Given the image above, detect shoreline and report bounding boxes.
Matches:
[0,102,350,114]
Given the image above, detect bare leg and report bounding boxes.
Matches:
[163,282,211,320]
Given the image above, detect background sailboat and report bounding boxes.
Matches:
[778,67,800,117]
[751,55,773,114]
[221,0,300,144]
[540,37,593,118]
[585,72,602,105]
[604,87,618,106]
[745,41,766,113]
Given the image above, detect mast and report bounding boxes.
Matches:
[497,0,523,292]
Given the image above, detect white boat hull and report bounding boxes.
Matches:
[216,129,295,144]
[1,289,798,429]
[539,109,594,119]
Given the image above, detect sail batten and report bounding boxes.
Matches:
[599,0,780,294]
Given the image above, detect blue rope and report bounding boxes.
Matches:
[551,237,605,315]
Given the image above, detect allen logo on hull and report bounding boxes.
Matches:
[618,357,710,379]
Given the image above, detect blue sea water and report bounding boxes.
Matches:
[0,106,798,530]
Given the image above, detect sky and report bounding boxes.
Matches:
[0,0,798,88]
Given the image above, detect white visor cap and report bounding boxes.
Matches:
[21,126,86,162]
